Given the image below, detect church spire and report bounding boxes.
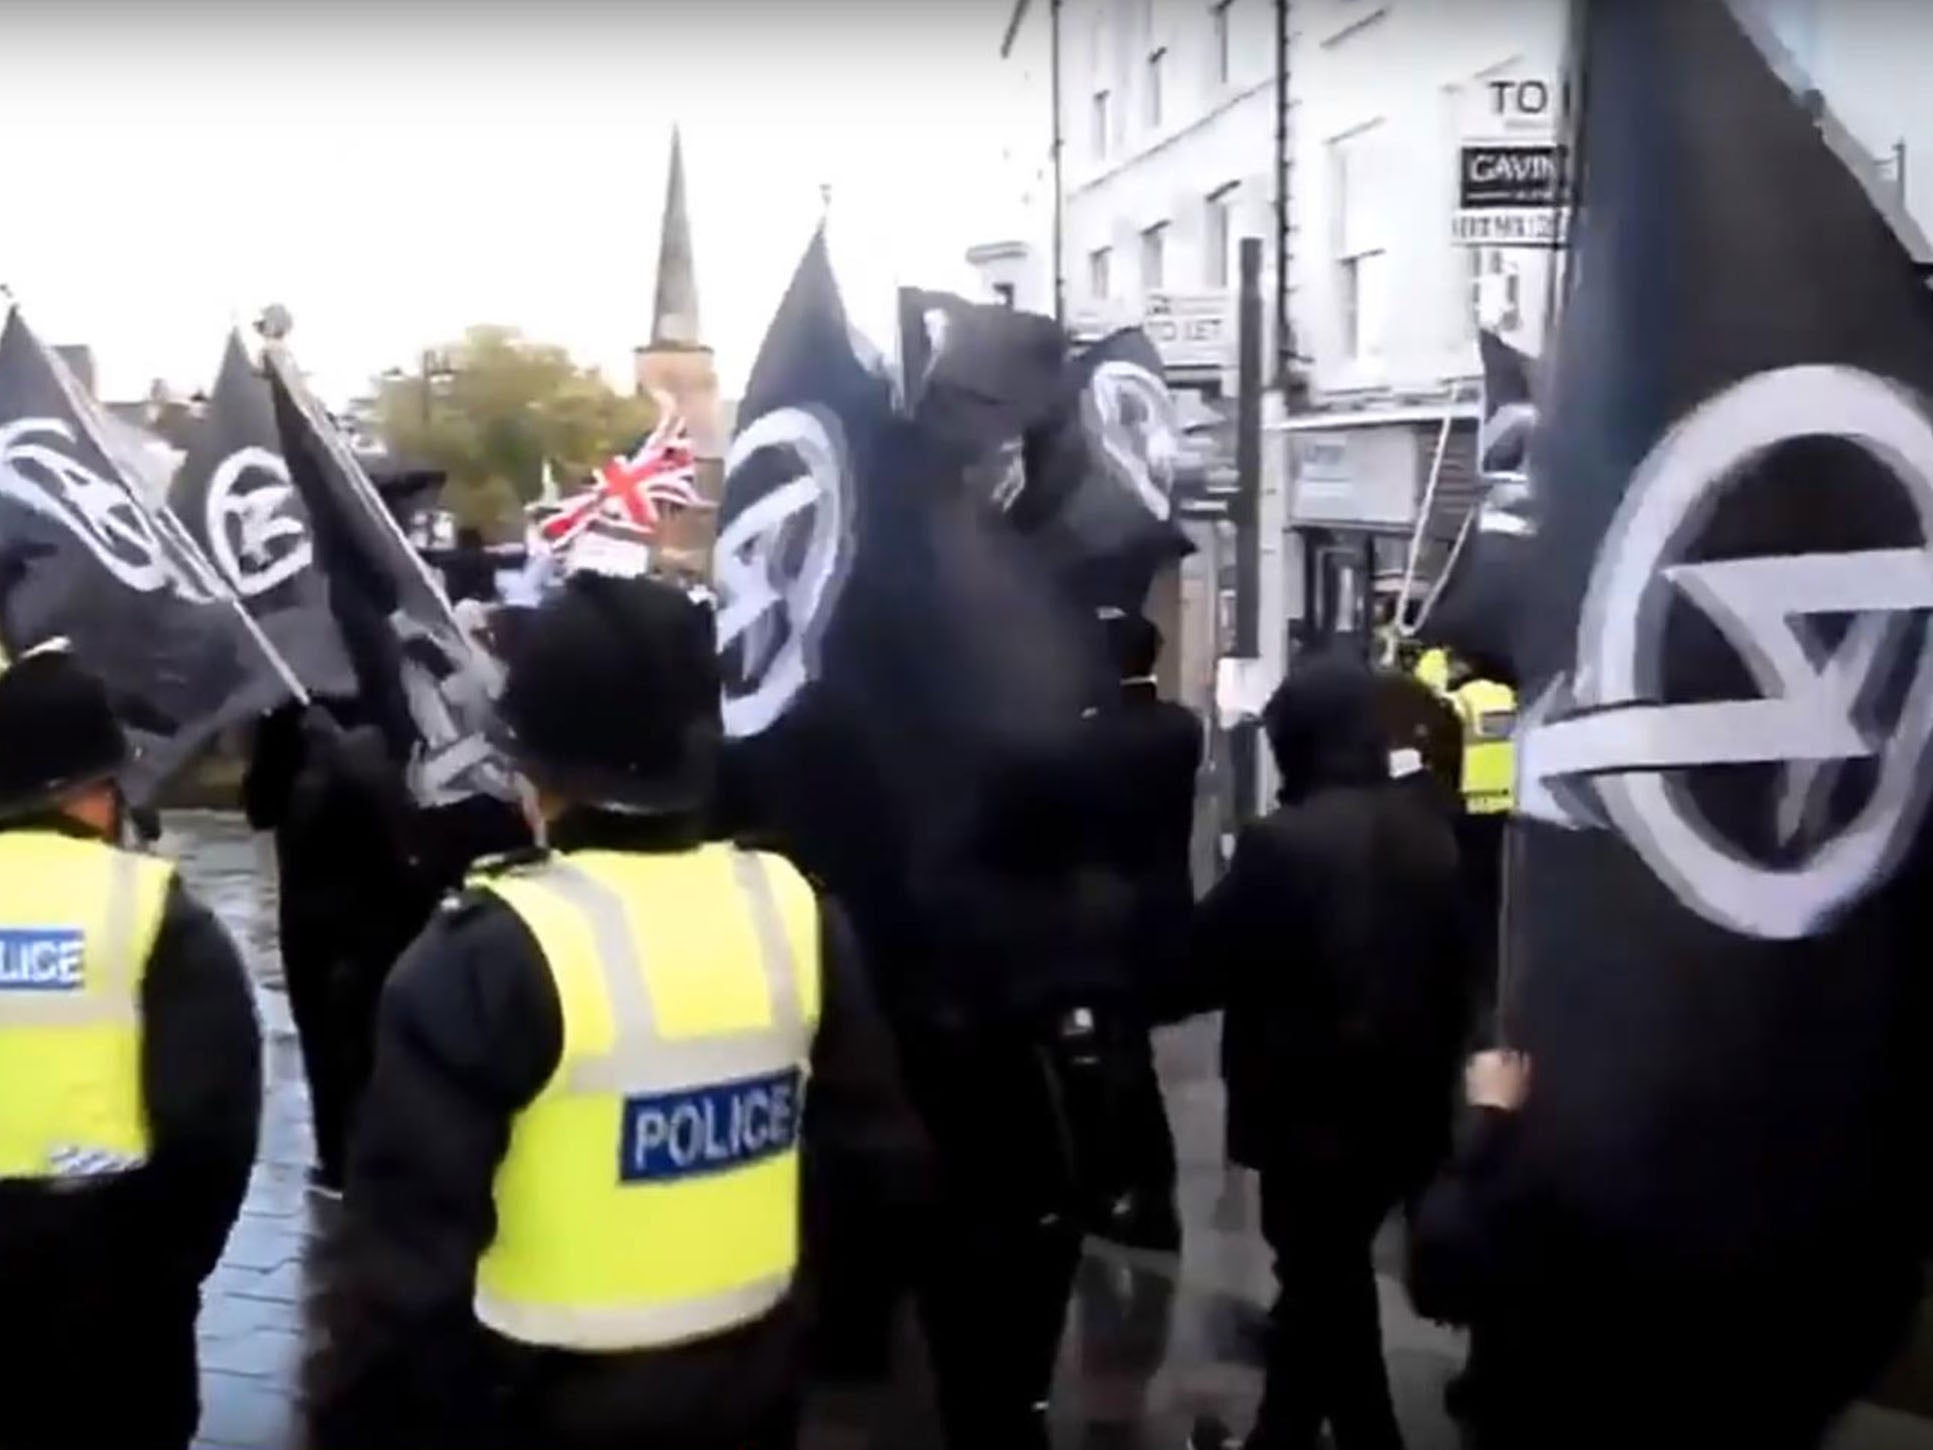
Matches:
[650,127,702,349]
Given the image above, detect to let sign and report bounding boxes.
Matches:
[1453,69,1570,251]
[1143,291,1234,370]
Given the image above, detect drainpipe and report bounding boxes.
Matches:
[1274,0,1294,394]
[1050,0,1066,325]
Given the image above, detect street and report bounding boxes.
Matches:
[169,810,1933,1450]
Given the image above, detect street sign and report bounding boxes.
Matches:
[1143,290,1235,369]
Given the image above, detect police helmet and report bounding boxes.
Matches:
[493,573,721,814]
[0,639,129,820]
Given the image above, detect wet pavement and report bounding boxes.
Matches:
[164,810,1933,1450]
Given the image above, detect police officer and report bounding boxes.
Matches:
[0,638,262,1450]
[313,574,922,1450]
[1411,649,1515,1024]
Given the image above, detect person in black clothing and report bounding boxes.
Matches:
[0,642,261,1450]
[244,699,422,1193]
[1183,655,1474,1450]
[898,733,1138,1450]
[245,692,531,1195]
[1069,610,1201,1252]
[310,575,926,1450]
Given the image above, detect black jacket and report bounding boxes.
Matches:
[311,809,929,1450]
[0,819,261,1449]
[1072,682,1202,1014]
[1186,659,1473,1179]
[248,702,529,967]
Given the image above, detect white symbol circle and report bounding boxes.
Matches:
[1085,361,1179,520]
[205,447,314,598]
[1578,364,1933,939]
[0,417,178,593]
[713,407,853,739]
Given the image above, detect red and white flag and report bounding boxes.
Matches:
[538,413,708,550]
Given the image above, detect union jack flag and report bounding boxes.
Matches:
[538,413,707,549]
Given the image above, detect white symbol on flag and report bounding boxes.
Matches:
[204,446,313,597]
[1518,366,1933,940]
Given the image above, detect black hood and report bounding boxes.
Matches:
[1262,654,1390,804]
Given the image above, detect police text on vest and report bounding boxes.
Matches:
[620,1069,803,1184]
[0,929,85,991]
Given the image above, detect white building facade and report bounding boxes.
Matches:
[976,0,1933,661]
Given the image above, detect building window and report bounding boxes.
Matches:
[1146,47,1167,128]
[994,282,1017,309]
[1339,250,1391,360]
[1212,0,1234,87]
[1331,122,1390,359]
[1141,224,1168,291]
[1090,247,1113,300]
[1092,89,1112,159]
[1205,183,1238,287]
[1466,247,1523,335]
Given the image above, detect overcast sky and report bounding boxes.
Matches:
[0,0,1033,406]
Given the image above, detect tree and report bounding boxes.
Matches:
[366,327,657,538]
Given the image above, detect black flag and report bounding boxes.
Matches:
[170,334,357,700]
[1021,328,1196,611]
[716,233,1096,980]
[896,287,1067,452]
[0,308,291,799]
[897,290,1195,614]
[1415,328,1539,683]
[1501,0,1933,1423]
[264,344,511,804]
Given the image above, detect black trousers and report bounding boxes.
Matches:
[899,1020,1085,1450]
[1250,1168,1405,1450]
[279,917,349,1179]
[1069,1018,1182,1254]
[281,919,397,1181]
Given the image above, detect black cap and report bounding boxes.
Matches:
[494,573,721,814]
[0,640,129,819]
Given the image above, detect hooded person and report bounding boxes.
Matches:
[1180,654,1476,1450]
[309,573,926,1450]
[0,639,261,1450]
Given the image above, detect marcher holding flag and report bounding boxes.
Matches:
[1407,2,1933,1446]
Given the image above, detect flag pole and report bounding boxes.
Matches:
[29,320,311,707]
[258,336,502,694]
[1386,380,1469,663]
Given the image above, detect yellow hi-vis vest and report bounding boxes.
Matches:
[0,830,172,1181]
[1452,678,1517,816]
[473,844,822,1353]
